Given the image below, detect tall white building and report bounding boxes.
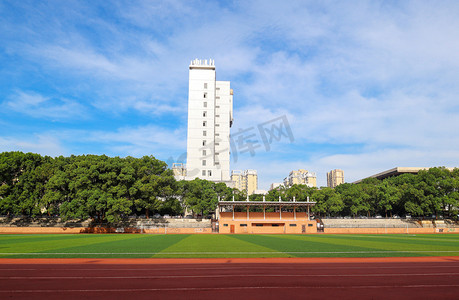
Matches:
[185,59,233,183]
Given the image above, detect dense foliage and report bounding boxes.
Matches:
[0,152,237,223]
[1,152,458,222]
[0,152,177,223]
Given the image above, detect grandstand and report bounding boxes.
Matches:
[322,218,421,228]
[1,214,458,234]
[217,200,317,234]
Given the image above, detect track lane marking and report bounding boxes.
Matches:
[3,272,459,279]
[1,264,458,271]
[2,284,459,293]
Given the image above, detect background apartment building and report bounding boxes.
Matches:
[284,169,317,187]
[269,182,283,190]
[231,170,258,195]
[327,169,344,188]
[180,59,233,184]
[171,163,186,180]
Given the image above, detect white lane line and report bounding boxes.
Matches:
[2,265,458,272]
[1,284,459,293]
[1,250,459,255]
[2,272,459,279]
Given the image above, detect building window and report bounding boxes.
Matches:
[208,170,212,176]
[203,131,206,136]
[202,160,206,166]
[216,105,220,108]
[202,170,206,176]
[203,111,207,117]
[202,140,206,146]
[308,224,313,227]
[223,224,228,227]
[216,96,220,99]
[215,133,220,136]
[203,102,207,108]
[255,224,263,227]
[216,87,220,90]
[215,143,220,146]
[203,121,207,127]
[272,224,280,227]
[202,150,206,156]
[204,83,207,89]
[215,124,220,127]
[289,224,297,227]
[215,114,220,117]
[203,92,207,98]
[240,224,247,227]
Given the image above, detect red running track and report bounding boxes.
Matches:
[1,257,459,300]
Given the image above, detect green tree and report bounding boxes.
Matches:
[179,178,219,216]
[376,180,400,217]
[312,187,343,217]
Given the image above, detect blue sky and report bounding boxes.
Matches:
[1,0,459,189]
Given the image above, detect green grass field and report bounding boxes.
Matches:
[1,234,459,258]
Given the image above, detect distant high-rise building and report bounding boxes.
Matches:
[327,169,344,188]
[181,59,233,184]
[231,170,243,190]
[284,169,317,187]
[232,170,258,195]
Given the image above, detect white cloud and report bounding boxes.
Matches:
[132,99,186,115]
[4,91,87,121]
[116,0,199,30]
[83,125,187,159]
[0,135,66,157]
[40,45,118,74]
[292,90,459,149]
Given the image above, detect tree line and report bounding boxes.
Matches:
[256,167,459,219]
[0,152,235,223]
[1,152,458,223]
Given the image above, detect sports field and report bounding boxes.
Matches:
[1,234,459,258]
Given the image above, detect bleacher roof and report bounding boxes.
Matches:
[218,201,316,207]
[353,167,455,184]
